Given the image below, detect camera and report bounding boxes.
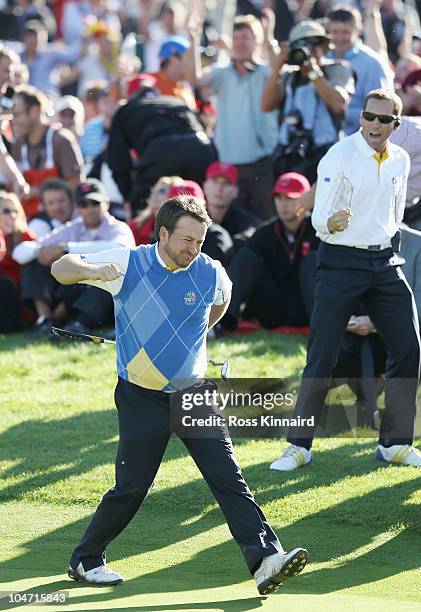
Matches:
[287,41,311,66]
[0,86,14,114]
[283,110,314,158]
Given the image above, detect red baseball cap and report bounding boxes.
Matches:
[126,73,157,97]
[168,180,205,200]
[205,161,238,185]
[272,172,311,198]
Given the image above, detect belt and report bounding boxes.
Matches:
[355,242,391,251]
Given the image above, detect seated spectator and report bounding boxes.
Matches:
[11,85,84,220]
[203,161,257,250]
[25,178,77,240]
[150,36,197,110]
[0,191,36,333]
[55,95,85,139]
[107,77,217,214]
[17,179,135,337]
[167,180,234,266]
[129,175,183,245]
[76,21,122,96]
[222,172,319,330]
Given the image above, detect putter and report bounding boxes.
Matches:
[51,327,231,379]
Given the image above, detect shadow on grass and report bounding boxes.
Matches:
[1,429,420,611]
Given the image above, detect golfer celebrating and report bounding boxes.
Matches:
[271,89,421,472]
[52,195,308,594]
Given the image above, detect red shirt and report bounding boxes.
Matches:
[0,229,37,287]
[129,216,155,246]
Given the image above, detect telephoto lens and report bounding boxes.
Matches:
[287,44,311,66]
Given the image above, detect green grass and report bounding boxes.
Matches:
[0,332,420,612]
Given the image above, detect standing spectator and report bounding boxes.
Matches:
[138,0,187,72]
[11,85,84,220]
[187,14,278,219]
[13,0,57,42]
[326,5,394,135]
[150,36,197,110]
[262,20,354,183]
[203,161,257,249]
[19,20,81,93]
[107,79,217,214]
[0,191,36,333]
[391,115,421,228]
[79,81,110,161]
[17,178,135,337]
[222,172,319,330]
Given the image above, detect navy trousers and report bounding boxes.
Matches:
[287,242,420,449]
[70,378,282,574]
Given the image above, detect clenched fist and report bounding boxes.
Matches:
[88,263,122,282]
[327,208,352,233]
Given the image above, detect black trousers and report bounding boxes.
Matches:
[287,243,420,448]
[226,247,310,328]
[236,156,275,221]
[21,261,114,327]
[70,378,282,574]
[0,276,20,333]
[130,133,218,213]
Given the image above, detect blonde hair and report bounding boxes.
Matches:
[0,191,28,234]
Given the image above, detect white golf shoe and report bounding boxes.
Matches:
[270,445,313,471]
[254,548,309,595]
[376,444,421,467]
[68,562,123,585]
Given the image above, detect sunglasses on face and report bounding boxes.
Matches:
[77,199,101,209]
[0,207,17,215]
[362,111,398,124]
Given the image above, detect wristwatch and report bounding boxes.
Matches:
[308,68,323,81]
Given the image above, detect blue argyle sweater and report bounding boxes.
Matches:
[113,244,218,391]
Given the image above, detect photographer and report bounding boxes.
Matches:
[262,20,354,183]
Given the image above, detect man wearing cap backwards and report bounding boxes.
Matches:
[222,172,319,331]
[18,178,135,338]
[51,194,309,592]
[149,36,197,111]
[271,88,421,471]
[262,19,354,183]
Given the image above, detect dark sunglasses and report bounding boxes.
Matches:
[77,199,101,209]
[362,111,398,124]
[0,207,17,215]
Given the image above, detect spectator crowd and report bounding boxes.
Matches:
[1,0,421,401]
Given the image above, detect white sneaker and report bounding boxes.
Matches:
[254,549,309,595]
[68,562,123,585]
[270,445,313,471]
[376,444,421,467]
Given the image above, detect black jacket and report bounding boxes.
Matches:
[107,95,205,199]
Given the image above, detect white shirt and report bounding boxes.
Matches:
[79,244,232,304]
[312,130,410,247]
[390,116,421,206]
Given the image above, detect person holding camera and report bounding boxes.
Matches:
[262,20,354,183]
